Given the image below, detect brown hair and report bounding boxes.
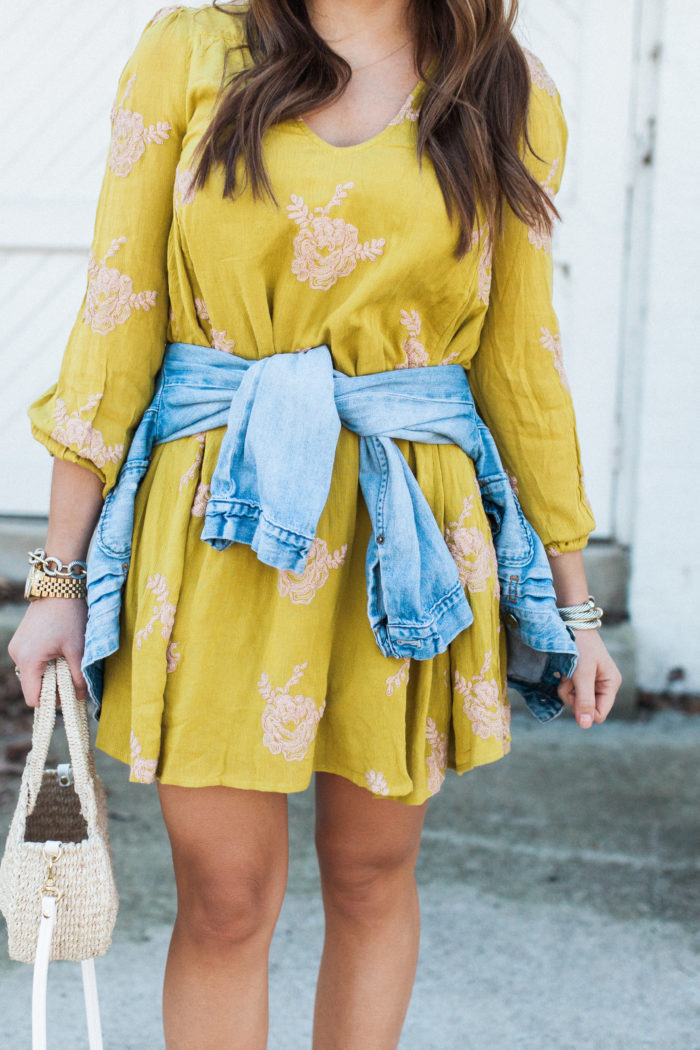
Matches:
[192,0,559,258]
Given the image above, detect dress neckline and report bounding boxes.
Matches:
[293,63,434,154]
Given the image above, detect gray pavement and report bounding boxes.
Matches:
[1,707,699,1049]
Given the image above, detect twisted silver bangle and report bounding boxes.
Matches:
[556,595,603,630]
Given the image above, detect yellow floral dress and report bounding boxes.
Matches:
[28,5,595,805]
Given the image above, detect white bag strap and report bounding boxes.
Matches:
[32,895,55,1050]
[81,959,104,1050]
[32,887,104,1050]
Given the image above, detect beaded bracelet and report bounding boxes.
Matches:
[556,595,604,630]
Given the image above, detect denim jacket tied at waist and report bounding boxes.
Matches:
[82,341,578,723]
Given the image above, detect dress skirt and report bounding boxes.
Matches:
[95,424,511,806]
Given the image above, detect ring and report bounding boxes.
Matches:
[14,666,21,679]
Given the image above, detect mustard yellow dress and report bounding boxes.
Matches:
[28,4,595,805]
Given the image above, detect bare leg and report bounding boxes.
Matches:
[312,772,428,1050]
[158,783,289,1050]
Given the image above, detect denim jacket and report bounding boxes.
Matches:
[82,342,577,723]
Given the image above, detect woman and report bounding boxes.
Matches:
[10,1,622,1047]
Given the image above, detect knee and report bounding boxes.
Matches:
[315,831,419,922]
[176,865,285,947]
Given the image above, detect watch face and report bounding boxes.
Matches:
[24,565,39,600]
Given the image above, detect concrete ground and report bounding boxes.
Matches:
[1,705,699,1050]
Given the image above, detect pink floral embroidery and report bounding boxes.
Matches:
[179,433,206,491]
[277,537,347,604]
[440,350,460,366]
[506,472,520,498]
[444,496,500,598]
[287,183,385,290]
[148,6,182,26]
[191,482,211,518]
[50,394,124,468]
[388,91,420,126]
[130,732,158,783]
[258,663,325,762]
[135,574,177,649]
[528,159,560,253]
[174,165,196,209]
[194,298,235,352]
[166,641,180,673]
[454,650,510,745]
[546,546,563,558]
[523,49,558,98]
[539,327,570,390]
[425,717,448,794]
[108,74,171,178]
[83,238,157,334]
[169,306,179,336]
[385,658,410,697]
[472,225,493,305]
[211,329,236,353]
[365,770,390,796]
[396,309,429,369]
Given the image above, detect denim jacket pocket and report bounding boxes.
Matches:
[478,474,534,567]
[96,457,151,559]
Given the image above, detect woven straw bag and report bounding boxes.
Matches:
[0,657,119,1049]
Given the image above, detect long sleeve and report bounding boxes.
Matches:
[466,57,596,554]
[28,9,192,498]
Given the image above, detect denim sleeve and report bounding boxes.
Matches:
[27,10,193,499]
[467,62,596,555]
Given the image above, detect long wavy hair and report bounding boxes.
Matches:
[192,0,559,258]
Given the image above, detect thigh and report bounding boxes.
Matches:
[158,784,289,901]
[314,772,427,873]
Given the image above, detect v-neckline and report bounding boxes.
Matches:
[293,74,427,154]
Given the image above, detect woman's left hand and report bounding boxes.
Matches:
[557,629,623,729]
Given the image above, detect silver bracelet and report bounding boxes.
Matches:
[28,547,88,579]
[556,595,603,630]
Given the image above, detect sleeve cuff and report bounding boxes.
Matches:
[544,535,591,556]
[30,423,110,495]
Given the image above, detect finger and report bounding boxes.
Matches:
[557,677,577,710]
[572,674,597,729]
[18,660,48,709]
[594,677,621,724]
[63,647,88,702]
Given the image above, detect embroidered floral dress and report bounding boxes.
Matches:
[28,4,595,805]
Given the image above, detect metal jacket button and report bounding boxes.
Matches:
[376,533,385,545]
[504,612,518,627]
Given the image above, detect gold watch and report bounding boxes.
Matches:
[24,548,88,601]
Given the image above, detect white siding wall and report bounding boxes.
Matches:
[0,1,167,512]
[624,0,700,690]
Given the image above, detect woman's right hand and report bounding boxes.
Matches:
[8,598,89,707]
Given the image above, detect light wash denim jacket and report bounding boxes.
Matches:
[82,342,578,723]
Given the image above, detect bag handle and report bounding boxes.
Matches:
[27,658,99,832]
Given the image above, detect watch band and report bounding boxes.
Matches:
[27,572,88,600]
[25,549,88,602]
